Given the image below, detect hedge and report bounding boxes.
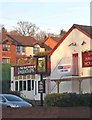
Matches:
[44,93,92,107]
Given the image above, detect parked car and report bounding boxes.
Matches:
[0,94,32,108]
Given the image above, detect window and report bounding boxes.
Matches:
[0,96,6,102]
[22,46,25,52]
[32,80,34,90]
[2,58,10,63]
[33,44,40,54]
[19,81,22,91]
[15,81,18,91]
[35,81,37,95]
[27,80,31,91]
[4,95,23,101]
[23,81,26,90]
[16,46,20,53]
[2,44,10,51]
[16,46,25,53]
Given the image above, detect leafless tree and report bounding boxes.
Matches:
[34,30,47,41]
[15,21,39,36]
[60,29,66,36]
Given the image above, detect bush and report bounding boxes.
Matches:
[44,93,92,107]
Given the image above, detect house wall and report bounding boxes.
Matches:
[25,46,45,57]
[50,28,92,93]
[39,47,45,52]
[0,44,2,62]
[2,42,16,64]
[25,47,33,56]
[51,29,91,77]
[10,44,16,63]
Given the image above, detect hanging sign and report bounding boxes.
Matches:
[35,55,51,75]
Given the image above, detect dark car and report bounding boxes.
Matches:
[0,94,32,108]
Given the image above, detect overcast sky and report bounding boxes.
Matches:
[0,0,91,34]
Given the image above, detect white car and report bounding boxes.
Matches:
[0,94,32,108]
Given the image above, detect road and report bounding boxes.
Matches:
[1,107,92,120]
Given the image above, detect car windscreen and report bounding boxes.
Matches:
[4,95,23,102]
[0,96,6,102]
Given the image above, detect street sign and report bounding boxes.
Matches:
[38,81,43,93]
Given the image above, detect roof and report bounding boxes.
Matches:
[2,34,38,47]
[74,24,92,37]
[44,36,61,44]
[51,36,62,42]
[43,36,62,50]
[42,43,52,51]
[49,24,92,56]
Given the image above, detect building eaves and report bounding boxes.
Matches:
[7,34,37,47]
[73,24,92,38]
[49,24,92,56]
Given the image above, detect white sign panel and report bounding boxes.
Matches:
[57,64,72,77]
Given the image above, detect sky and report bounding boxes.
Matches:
[0,0,91,34]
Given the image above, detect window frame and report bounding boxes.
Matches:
[33,44,40,54]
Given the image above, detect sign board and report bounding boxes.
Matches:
[57,64,72,75]
[58,65,71,73]
[38,80,45,93]
[38,81,44,93]
[35,55,51,75]
[14,65,35,76]
[82,51,92,67]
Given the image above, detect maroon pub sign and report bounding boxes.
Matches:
[82,50,92,67]
[14,65,36,76]
[35,55,51,75]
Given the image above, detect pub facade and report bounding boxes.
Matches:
[11,24,92,100]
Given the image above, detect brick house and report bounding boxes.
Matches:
[1,34,45,65]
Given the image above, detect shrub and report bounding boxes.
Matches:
[44,93,92,107]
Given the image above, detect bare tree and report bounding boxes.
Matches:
[9,29,20,35]
[34,30,47,41]
[15,21,39,36]
[60,29,66,36]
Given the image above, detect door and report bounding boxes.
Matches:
[72,53,79,75]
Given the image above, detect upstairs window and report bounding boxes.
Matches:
[16,46,25,53]
[16,46,21,53]
[2,44,10,51]
[22,46,25,52]
[33,44,40,54]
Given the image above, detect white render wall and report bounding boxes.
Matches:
[11,67,43,100]
[50,28,92,93]
[51,29,91,78]
[25,47,33,56]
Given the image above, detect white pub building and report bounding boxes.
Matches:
[11,24,92,100]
